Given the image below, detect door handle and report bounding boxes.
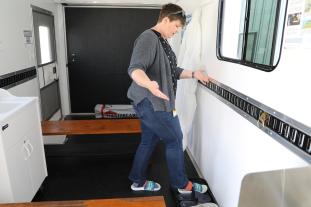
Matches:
[26,140,34,154]
[71,53,76,62]
[22,142,31,160]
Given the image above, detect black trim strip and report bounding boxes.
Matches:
[0,67,37,89]
[200,80,311,163]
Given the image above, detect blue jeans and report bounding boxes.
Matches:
[129,98,188,189]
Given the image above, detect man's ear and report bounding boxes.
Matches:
[163,16,170,23]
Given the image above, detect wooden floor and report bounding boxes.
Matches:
[0,196,165,207]
[41,119,141,135]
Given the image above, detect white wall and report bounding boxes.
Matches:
[0,0,34,76]
[176,0,311,206]
[0,0,37,97]
[0,0,64,145]
[0,0,60,99]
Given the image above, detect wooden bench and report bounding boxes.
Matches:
[0,196,165,207]
[41,119,141,135]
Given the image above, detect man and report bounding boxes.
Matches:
[127,3,209,193]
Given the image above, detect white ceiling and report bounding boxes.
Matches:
[54,0,178,5]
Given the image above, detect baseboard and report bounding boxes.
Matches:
[185,147,204,178]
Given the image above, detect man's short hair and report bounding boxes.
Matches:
[158,3,186,26]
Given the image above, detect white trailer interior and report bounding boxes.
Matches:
[1,0,311,206]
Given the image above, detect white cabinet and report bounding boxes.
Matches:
[5,139,34,202]
[0,97,47,203]
[25,123,47,194]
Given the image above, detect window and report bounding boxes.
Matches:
[39,26,52,64]
[217,0,288,71]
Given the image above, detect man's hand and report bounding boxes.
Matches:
[147,81,169,101]
[130,69,169,101]
[194,70,209,84]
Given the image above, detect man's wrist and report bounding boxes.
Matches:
[192,71,195,79]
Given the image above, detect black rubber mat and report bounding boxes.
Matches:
[33,115,203,207]
[35,138,202,206]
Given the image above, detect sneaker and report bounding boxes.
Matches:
[178,181,208,194]
[131,180,161,191]
[193,182,208,193]
[178,181,193,194]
